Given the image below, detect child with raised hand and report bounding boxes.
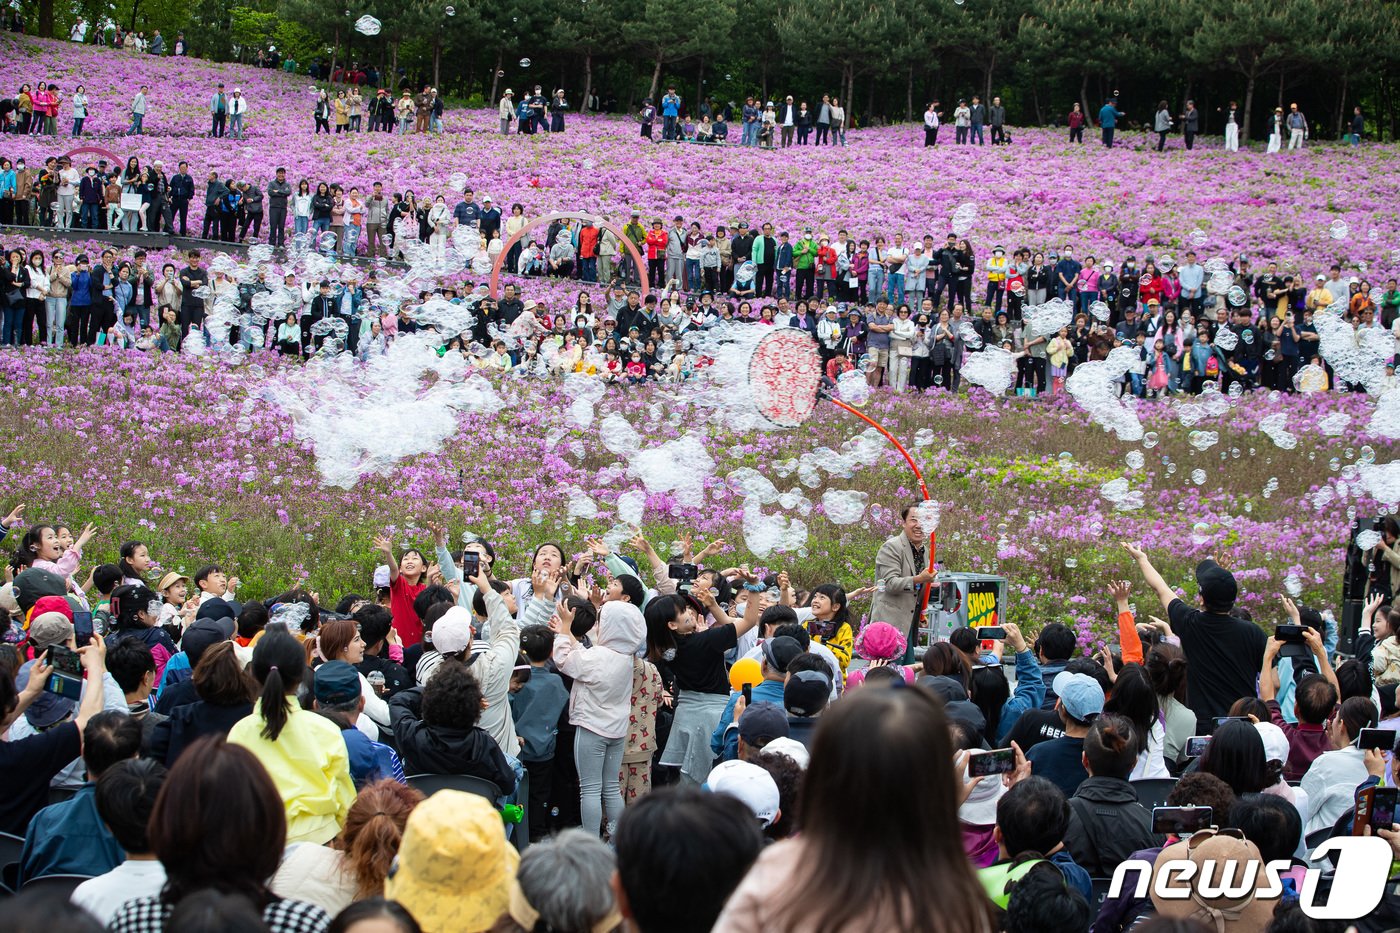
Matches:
[373,534,427,646]
[17,521,95,593]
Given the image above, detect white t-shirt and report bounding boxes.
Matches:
[71,860,168,925]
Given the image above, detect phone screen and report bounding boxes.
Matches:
[1374,789,1399,830]
[968,748,1016,777]
[1358,728,1398,752]
[461,551,480,578]
[1186,735,1210,758]
[1153,806,1215,836]
[72,611,94,646]
[47,644,83,677]
[976,626,1006,640]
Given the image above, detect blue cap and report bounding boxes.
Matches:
[1052,671,1104,721]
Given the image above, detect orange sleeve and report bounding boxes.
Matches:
[1119,610,1143,664]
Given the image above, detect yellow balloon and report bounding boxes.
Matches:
[728,657,762,692]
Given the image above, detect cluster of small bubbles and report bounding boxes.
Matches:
[1284,574,1303,597]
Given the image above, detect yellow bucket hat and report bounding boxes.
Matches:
[385,791,519,933]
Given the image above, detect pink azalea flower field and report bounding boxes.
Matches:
[3,35,1398,646]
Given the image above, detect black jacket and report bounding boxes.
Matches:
[170,172,194,201]
[1062,776,1157,877]
[389,687,515,792]
[266,178,293,208]
[146,700,253,767]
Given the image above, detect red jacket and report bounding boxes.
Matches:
[1138,274,1164,304]
[816,244,838,277]
[645,229,668,260]
[578,226,600,259]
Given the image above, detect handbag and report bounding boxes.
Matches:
[120,192,143,211]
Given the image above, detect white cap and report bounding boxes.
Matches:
[706,760,780,827]
[372,564,392,588]
[760,736,809,770]
[1255,721,1289,768]
[432,606,474,654]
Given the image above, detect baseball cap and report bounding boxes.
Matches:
[706,760,780,828]
[1315,274,1326,282]
[13,568,67,613]
[30,594,74,624]
[1254,721,1289,767]
[386,790,518,933]
[760,736,810,770]
[181,619,229,667]
[28,612,74,652]
[432,606,474,655]
[919,674,970,704]
[737,701,790,747]
[1195,559,1238,609]
[761,635,803,673]
[784,669,831,717]
[314,660,363,706]
[1052,671,1105,721]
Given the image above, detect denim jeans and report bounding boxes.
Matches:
[342,225,360,256]
[46,297,67,345]
[776,270,791,298]
[581,257,597,282]
[886,272,905,303]
[72,117,85,136]
[1,305,21,345]
[867,266,886,303]
[685,258,701,291]
[127,113,143,134]
[971,123,984,144]
[574,727,624,837]
[294,215,309,236]
[80,202,100,228]
[230,113,244,138]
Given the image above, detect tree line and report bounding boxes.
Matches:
[19,0,1400,141]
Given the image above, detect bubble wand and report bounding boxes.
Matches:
[746,327,937,613]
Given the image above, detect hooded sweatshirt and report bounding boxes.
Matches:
[553,600,646,739]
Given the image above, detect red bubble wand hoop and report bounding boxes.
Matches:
[747,328,937,616]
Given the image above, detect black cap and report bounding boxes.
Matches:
[784,669,831,717]
[13,568,67,613]
[1195,559,1238,610]
[181,619,228,666]
[737,701,789,745]
[761,635,803,674]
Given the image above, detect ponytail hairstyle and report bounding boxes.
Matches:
[118,540,147,581]
[1144,642,1188,705]
[13,523,54,569]
[249,632,307,741]
[337,779,424,898]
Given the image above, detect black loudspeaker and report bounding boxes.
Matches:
[1339,599,1364,656]
[1343,517,1379,603]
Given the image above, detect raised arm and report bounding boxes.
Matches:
[373,534,399,583]
[1109,579,1143,664]
[1122,542,1175,612]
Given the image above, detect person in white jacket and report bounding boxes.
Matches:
[888,305,917,390]
[228,88,248,139]
[499,90,514,134]
[550,583,646,838]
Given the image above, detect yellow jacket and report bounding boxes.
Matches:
[987,255,1009,283]
[812,621,854,676]
[229,703,356,844]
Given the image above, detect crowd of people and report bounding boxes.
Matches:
[2,506,1400,932]
[2,170,1397,396]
